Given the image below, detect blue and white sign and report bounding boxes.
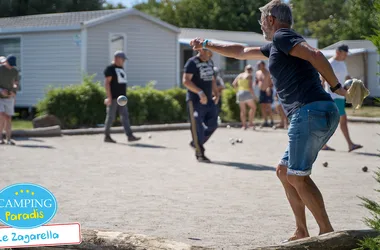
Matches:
[0,183,58,229]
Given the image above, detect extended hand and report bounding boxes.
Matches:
[190,37,205,51]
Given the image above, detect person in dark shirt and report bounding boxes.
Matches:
[103,51,140,143]
[183,49,219,163]
[189,0,347,242]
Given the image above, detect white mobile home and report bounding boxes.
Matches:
[0,8,180,109]
[321,40,380,98]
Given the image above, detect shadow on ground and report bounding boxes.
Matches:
[117,142,172,149]
[354,152,380,158]
[16,144,55,149]
[13,137,45,142]
[212,161,276,171]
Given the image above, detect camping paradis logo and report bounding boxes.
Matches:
[0,183,58,230]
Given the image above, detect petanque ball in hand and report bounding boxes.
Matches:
[117,95,128,106]
[344,79,353,90]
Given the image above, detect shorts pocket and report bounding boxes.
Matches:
[308,109,329,138]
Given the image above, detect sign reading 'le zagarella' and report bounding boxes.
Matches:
[0,183,81,248]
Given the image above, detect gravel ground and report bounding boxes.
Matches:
[1,122,379,249]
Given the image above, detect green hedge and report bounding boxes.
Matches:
[36,76,262,129]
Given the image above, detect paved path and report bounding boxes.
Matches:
[1,123,379,249]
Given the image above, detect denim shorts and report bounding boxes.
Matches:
[279,101,340,176]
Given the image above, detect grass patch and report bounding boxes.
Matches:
[12,120,33,130]
[345,106,380,118]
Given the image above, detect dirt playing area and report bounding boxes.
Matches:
[1,122,379,249]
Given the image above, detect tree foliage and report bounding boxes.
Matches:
[134,0,269,33]
[291,0,379,48]
[0,0,107,17]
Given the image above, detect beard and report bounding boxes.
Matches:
[263,31,273,41]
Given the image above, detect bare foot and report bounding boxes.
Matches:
[287,229,310,241]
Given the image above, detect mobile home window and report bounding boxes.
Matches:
[225,57,246,72]
[109,33,126,62]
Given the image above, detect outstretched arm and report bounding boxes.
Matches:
[190,38,267,60]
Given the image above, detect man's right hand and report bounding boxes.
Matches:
[199,92,208,105]
[190,37,205,51]
[104,98,112,106]
[335,87,347,97]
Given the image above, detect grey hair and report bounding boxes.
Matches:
[259,0,293,27]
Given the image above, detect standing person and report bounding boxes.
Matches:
[0,55,20,145]
[213,66,225,116]
[273,89,288,129]
[232,64,257,129]
[189,0,346,241]
[321,45,363,152]
[103,51,140,143]
[183,49,219,163]
[256,60,274,127]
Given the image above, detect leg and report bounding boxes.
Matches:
[339,115,362,152]
[246,99,257,128]
[104,100,118,142]
[0,112,5,143]
[287,175,333,235]
[286,101,340,236]
[265,103,274,126]
[188,101,208,161]
[239,102,247,129]
[203,103,218,144]
[4,98,15,144]
[275,104,285,128]
[260,103,267,124]
[277,164,309,240]
[4,114,13,143]
[278,118,309,241]
[118,103,140,141]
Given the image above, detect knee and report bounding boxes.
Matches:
[276,165,288,182]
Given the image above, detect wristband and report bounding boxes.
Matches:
[197,90,204,96]
[330,83,342,93]
[202,39,209,49]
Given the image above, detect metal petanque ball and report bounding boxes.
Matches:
[343,79,353,90]
[362,166,368,172]
[117,95,128,106]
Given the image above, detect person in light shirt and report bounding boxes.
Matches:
[321,45,363,152]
